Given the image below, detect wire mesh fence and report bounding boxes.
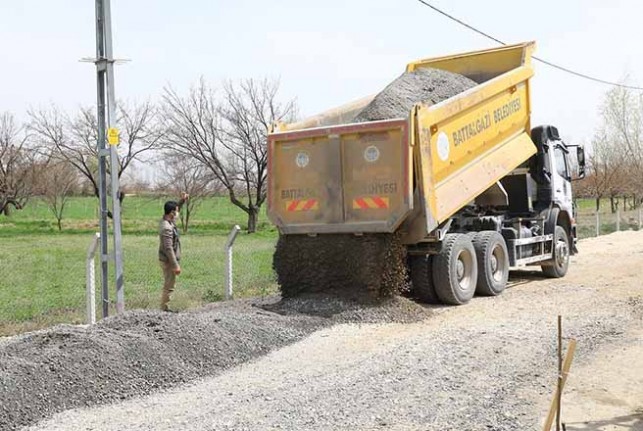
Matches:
[576,206,642,239]
[118,230,277,311]
[1,197,641,337]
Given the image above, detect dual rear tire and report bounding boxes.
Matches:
[472,231,509,296]
[409,231,509,305]
[433,234,478,305]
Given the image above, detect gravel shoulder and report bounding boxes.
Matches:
[19,231,643,431]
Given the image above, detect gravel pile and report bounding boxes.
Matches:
[265,293,430,324]
[0,295,430,430]
[353,67,477,122]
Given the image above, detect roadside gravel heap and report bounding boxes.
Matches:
[0,295,430,430]
[353,67,477,122]
[265,293,430,324]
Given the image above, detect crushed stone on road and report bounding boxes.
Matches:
[0,295,430,430]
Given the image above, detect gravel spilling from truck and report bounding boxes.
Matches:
[353,67,477,122]
[0,296,430,430]
[273,233,408,299]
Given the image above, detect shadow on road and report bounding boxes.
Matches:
[506,269,548,289]
[509,269,548,280]
[563,412,643,430]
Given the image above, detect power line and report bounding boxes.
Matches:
[415,0,643,91]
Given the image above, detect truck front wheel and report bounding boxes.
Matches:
[433,234,477,305]
[472,231,509,296]
[541,225,570,278]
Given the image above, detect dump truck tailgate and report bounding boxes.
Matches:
[268,119,413,234]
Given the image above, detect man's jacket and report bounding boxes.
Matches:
[159,219,181,268]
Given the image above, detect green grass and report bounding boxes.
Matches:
[0,195,275,235]
[0,195,278,336]
[576,197,600,211]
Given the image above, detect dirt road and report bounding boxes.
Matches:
[27,231,643,430]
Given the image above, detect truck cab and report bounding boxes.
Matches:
[529,125,585,251]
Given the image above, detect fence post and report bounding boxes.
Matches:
[616,208,620,232]
[224,225,241,300]
[86,233,101,325]
[595,212,600,237]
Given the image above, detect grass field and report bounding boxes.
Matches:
[1,195,275,235]
[0,195,640,335]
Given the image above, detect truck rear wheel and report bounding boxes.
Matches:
[472,231,509,296]
[409,255,440,304]
[433,234,477,305]
[541,225,570,278]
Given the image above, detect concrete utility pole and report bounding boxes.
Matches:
[93,0,125,316]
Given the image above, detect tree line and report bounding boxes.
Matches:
[0,78,297,232]
[575,85,643,212]
[3,79,642,231]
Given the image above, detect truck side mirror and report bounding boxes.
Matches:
[576,146,586,179]
[548,126,560,140]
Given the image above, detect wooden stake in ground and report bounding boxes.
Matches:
[542,333,577,431]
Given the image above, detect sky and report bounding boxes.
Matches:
[2,0,642,152]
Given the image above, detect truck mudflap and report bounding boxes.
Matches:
[267,119,413,234]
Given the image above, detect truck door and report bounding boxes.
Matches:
[551,144,573,216]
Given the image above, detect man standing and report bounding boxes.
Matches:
[159,193,188,312]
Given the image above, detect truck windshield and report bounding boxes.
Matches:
[554,147,569,179]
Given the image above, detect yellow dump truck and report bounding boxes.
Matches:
[267,42,586,305]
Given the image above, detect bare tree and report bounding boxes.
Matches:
[161,77,297,232]
[594,84,643,211]
[0,112,38,216]
[219,78,298,231]
[38,159,79,231]
[28,101,163,207]
[586,130,626,212]
[159,152,222,232]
